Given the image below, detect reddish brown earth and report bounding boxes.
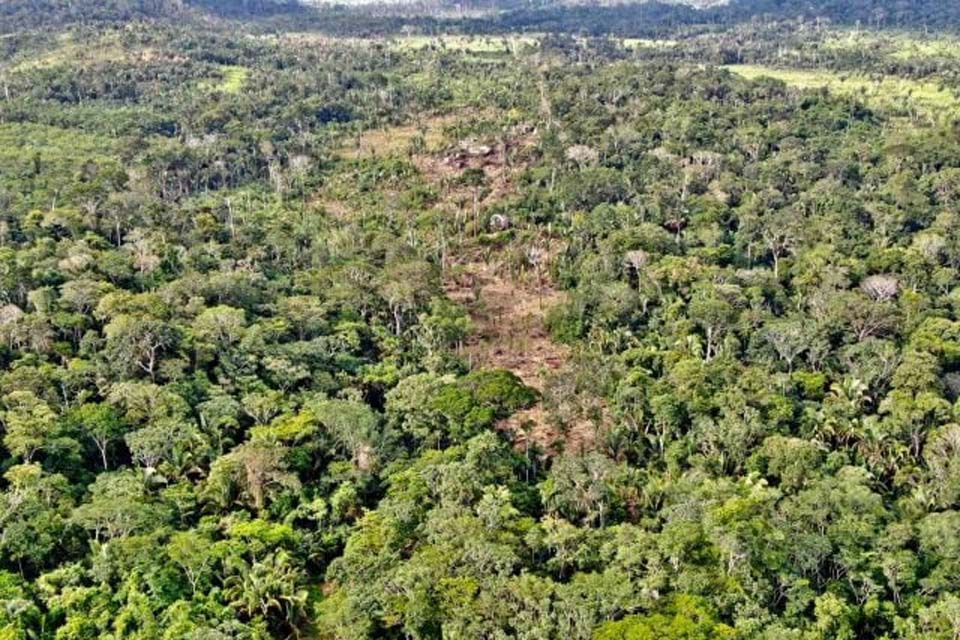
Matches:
[443,243,601,455]
[329,112,599,453]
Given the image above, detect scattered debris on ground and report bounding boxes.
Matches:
[328,111,600,454]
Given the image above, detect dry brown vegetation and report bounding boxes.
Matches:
[338,116,454,159]
[328,111,599,454]
[413,117,600,454]
[444,256,599,455]
[444,250,567,392]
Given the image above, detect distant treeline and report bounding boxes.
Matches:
[1,0,958,37]
[388,0,960,36]
[0,0,304,32]
[255,0,960,38]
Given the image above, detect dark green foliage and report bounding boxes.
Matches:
[4,5,960,640]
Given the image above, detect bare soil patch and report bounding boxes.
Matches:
[444,253,600,455]
[327,111,596,453]
[445,255,566,391]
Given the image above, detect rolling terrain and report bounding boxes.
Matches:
[3,2,960,639]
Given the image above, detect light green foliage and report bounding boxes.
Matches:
[622,38,679,49]
[724,65,959,116]
[70,471,170,540]
[220,65,250,93]
[0,123,123,211]
[386,369,537,448]
[0,465,73,571]
[391,34,539,54]
[824,30,960,62]
[199,65,250,94]
[594,595,736,640]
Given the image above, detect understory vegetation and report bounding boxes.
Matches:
[3,3,960,639]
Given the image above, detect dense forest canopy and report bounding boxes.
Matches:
[3,1,960,639]
[3,0,960,36]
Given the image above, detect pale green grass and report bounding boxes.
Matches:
[820,31,883,53]
[889,38,960,61]
[10,33,126,72]
[823,30,960,61]
[339,122,439,159]
[199,65,250,94]
[219,66,249,93]
[725,64,958,115]
[261,33,537,55]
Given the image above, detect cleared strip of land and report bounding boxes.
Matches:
[725,64,959,115]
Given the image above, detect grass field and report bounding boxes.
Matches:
[218,66,249,93]
[10,34,126,72]
[823,30,960,61]
[338,112,468,160]
[725,64,958,115]
[889,37,960,61]
[260,33,537,56]
[198,65,250,94]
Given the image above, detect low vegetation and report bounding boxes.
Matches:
[725,64,960,116]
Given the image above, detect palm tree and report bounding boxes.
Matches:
[225,550,309,632]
